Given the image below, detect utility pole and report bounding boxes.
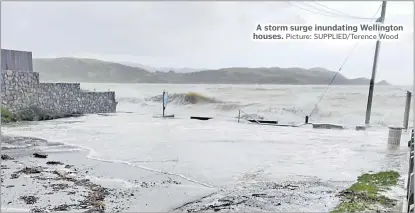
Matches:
[364,1,387,126]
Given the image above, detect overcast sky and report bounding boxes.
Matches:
[1,1,413,84]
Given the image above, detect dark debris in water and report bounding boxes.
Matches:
[51,183,70,191]
[46,161,64,165]
[51,204,71,212]
[78,183,109,213]
[33,153,48,158]
[29,207,48,213]
[132,178,182,189]
[161,177,181,185]
[20,195,39,205]
[17,166,43,174]
[1,154,14,160]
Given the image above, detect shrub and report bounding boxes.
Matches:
[1,107,16,123]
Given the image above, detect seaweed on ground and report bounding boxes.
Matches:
[331,170,400,213]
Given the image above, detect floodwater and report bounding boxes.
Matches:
[2,84,412,211]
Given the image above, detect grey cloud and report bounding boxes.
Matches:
[1,1,413,84]
[1,2,294,56]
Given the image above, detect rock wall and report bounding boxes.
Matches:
[1,70,117,115]
[1,70,39,113]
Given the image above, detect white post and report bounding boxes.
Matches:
[404,91,412,130]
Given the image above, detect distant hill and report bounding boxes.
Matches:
[32,58,391,85]
[118,62,157,72]
[33,58,160,83]
[118,62,205,73]
[377,80,390,85]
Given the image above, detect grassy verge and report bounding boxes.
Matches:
[1,107,16,123]
[331,171,400,213]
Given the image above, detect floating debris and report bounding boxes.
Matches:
[20,195,39,205]
[18,167,43,174]
[1,154,14,160]
[46,161,63,165]
[33,153,48,158]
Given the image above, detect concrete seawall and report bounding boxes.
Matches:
[1,70,117,115]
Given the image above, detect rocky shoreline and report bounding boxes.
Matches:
[1,136,127,212]
[0,135,216,212]
[2,156,110,212]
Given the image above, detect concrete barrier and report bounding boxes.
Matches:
[312,123,344,130]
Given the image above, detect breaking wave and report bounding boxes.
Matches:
[145,92,222,105]
[116,97,153,106]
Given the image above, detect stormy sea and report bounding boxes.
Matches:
[1,84,411,212]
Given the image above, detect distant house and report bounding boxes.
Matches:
[1,49,33,72]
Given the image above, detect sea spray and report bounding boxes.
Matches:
[215,103,260,111]
[117,97,143,104]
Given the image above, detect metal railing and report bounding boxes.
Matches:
[237,109,261,124]
[407,129,414,213]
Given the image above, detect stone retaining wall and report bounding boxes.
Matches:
[1,71,39,113]
[1,70,117,115]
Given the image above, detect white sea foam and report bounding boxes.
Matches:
[2,84,411,210]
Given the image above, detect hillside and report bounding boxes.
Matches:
[33,58,390,85]
[33,58,160,83]
[118,62,205,73]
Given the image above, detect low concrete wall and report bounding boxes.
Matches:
[1,49,33,72]
[1,70,117,115]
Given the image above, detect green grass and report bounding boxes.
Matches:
[1,107,16,123]
[1,106,82,123]
[331,171,400,213]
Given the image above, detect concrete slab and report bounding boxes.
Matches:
[312,123,344,130]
